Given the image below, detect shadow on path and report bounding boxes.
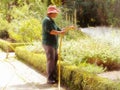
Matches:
[0,82,59,90]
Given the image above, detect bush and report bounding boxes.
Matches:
[61,63,120,90]
[15,46,46,74]
[19,18,42,42]
[62,38,120,71]
[15,46,120,90]
[105,0,120,27]
[1,1,47,42]
[0,17,9,31]
[0,39,31,52]
[63,0,120,27]
[9,18,42,42]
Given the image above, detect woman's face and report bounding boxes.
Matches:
[50,13,58,18]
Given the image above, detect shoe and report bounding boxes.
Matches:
[47,80,56,84]
[55,79,58,83]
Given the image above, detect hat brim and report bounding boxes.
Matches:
[47,10,59,14]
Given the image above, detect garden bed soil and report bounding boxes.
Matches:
[87,58,120,81]
[87,58,120,71]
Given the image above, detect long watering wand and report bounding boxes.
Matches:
[58,26,76,90]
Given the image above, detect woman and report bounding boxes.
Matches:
[42,5,65,84]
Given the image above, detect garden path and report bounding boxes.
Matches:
[98,71,120,81]
[0,49,65,90]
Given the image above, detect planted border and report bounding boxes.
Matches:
[0,39,31,52]
[61,63,120,90]
[15,46,46,74]
[15,46,120,90]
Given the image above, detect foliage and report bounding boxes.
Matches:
[62,37,120,71]
[15,46,46,74]
[54,11,70,28]
[105,0,120,27]
[25,41,44,53]
[63,0,99,27]
[61,64,120,90]
[2,0,47,21]
[0,0,73,42]
[0,0,47,42]
[0,39,31,52]
[78,63,105,74]
[15,46,120,90]
[63,0,120,27]
[61,40,105,73]
[19,18,42,42]
[3,0,46,42]
[0,17,9,31]
[63,29,88,41]
[0,17,9,39]
[8,18,42,42]
[51,0,62,6]
[28,0,47,19]
[0,39,10,52]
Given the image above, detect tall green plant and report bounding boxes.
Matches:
[105,0,120,26]
[7,0,47,42]
[9,18,42,42]
[51,0,62,6]
[19,18,42,42]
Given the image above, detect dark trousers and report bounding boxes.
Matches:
[43,45,58,81]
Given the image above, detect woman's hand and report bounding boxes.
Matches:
[50,25,75,35]
[63,25,76,32]
[59,30,66,34]
[50,30,65,35]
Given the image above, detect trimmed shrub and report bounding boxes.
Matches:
[0,39,31,52]
[0,39,10,52]
[61,62,120,90]
[15,46,120,90]
[15,46,46,74]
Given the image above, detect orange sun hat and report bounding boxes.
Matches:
[47,5,60,14]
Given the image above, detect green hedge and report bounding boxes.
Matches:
[15,46,120,90]
[0,39,31,52]
[0,39,9,51]
[15,46,46,74]
[61,63,120,90]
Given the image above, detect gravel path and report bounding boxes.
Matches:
[0,50,65,90]
[98,71,120,81]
